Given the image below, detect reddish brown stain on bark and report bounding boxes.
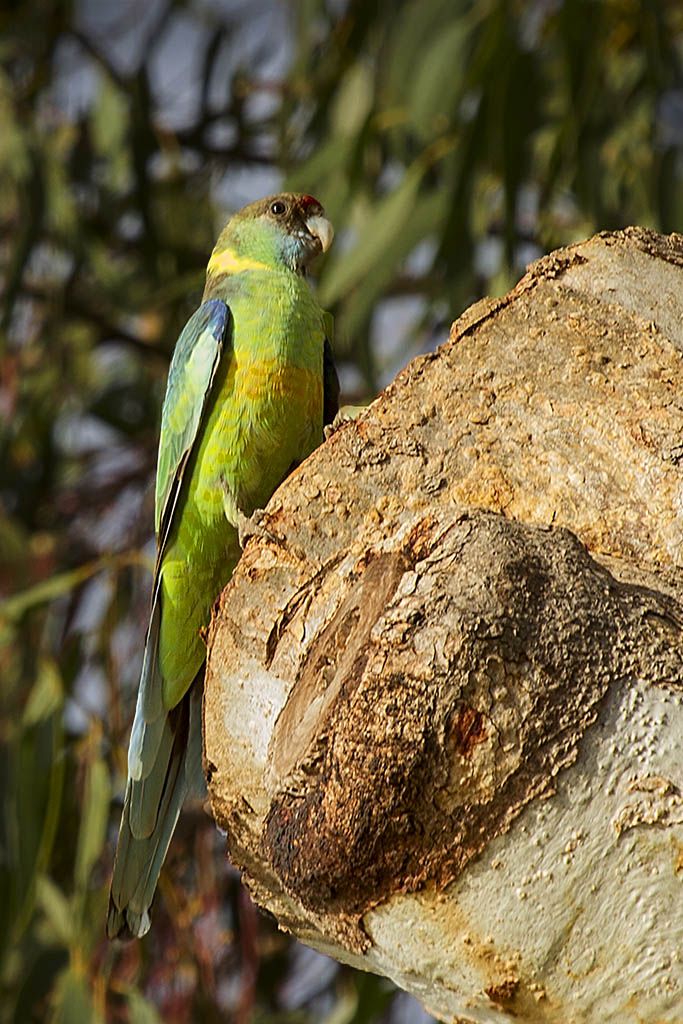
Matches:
[451,707,487,757]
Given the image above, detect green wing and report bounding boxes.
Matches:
[136,299,231,722]
[107,299,231,938]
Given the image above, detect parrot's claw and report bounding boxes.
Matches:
[323,404,364,440]
[237,508,277,549]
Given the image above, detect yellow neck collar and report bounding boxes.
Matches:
[207,247,272,276]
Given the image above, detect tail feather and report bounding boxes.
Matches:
[127,599,164,783]
[107,680,204,939]
[128,711,176,838]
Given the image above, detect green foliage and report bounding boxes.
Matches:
[286,0,683,383]
[1,0,681,1020]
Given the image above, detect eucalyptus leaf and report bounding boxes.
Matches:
[383,0,461,105]
[408,19,471,138]
[36,876,74,948]
[319,167,425,306]
[51,968,101,1024]
[4,695,64,948]
[22,658,63,726]
[74,756,110,891]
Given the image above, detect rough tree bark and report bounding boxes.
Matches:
[203,228,683,1024]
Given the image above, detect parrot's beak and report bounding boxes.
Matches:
[305,214,334,253]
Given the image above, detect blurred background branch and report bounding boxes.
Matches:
[1,1,681,1021]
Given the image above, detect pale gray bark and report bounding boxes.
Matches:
[203,228,683,1024]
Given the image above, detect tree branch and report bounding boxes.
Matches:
[203,228,683,1024]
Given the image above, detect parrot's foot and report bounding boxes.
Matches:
[324,404,365,440]
[237,508,277,549]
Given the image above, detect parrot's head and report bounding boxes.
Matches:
[212,193,334,277]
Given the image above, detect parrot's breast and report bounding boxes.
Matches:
[194,272,326,523]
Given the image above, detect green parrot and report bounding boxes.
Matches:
[107,193,338,939]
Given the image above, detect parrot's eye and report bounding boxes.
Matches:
[270,200,287,216]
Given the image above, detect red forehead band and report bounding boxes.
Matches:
[298,194,321,212]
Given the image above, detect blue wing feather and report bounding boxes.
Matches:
[155,298,231,544]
